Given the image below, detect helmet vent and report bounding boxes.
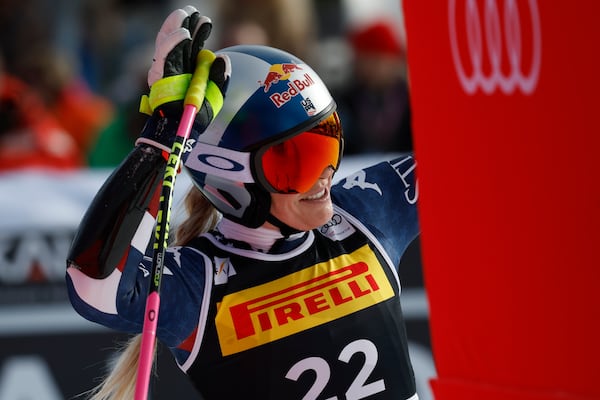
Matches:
[218,188,242,210]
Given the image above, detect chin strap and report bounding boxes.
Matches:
[218,184,303,237]
[265,213,303,238]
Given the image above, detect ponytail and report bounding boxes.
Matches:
[175,185,221,246]
[85,186,218,399]
[85,335,142,400]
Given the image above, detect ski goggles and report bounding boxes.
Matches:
[257,112,343,194]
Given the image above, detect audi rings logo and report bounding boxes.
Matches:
[448,0,542,95]
[320,214,342,234]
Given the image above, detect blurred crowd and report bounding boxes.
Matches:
[0,0,410,171]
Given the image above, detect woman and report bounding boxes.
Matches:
[66,6,419,400]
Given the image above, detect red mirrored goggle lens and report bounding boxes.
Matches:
[261,112,342,193]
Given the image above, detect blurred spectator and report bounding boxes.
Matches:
[13,46,115,158]
[87,45,152,168]
[0,56,83,171]
[216,0,318,62]
[0,0,116,164]
[335,20,412,154]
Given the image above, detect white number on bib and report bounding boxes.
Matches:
[284,339,385,400]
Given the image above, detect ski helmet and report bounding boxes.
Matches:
[182,44,343,228]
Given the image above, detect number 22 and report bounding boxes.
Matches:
[285,339,385,400]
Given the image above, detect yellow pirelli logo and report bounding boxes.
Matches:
[215,244,394,356]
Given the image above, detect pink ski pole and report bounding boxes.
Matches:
[135,49,216,400]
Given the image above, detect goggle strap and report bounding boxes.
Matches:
[308,112,342,140]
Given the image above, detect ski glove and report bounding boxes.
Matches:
[137,6,229,153]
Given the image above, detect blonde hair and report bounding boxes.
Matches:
[85,186,219,400]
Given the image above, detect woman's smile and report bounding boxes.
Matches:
[269,167,335,231]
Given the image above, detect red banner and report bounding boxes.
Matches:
[403,0,600,399]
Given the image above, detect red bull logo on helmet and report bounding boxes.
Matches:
[259,63,303,92]
[258,63,316,108]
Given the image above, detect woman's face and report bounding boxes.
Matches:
[269,167,335,231]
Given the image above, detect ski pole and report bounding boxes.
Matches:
[134,49,216,400]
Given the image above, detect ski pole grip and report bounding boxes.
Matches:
[185,49,216,109]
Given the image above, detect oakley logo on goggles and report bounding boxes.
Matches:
[257,112,343,194]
